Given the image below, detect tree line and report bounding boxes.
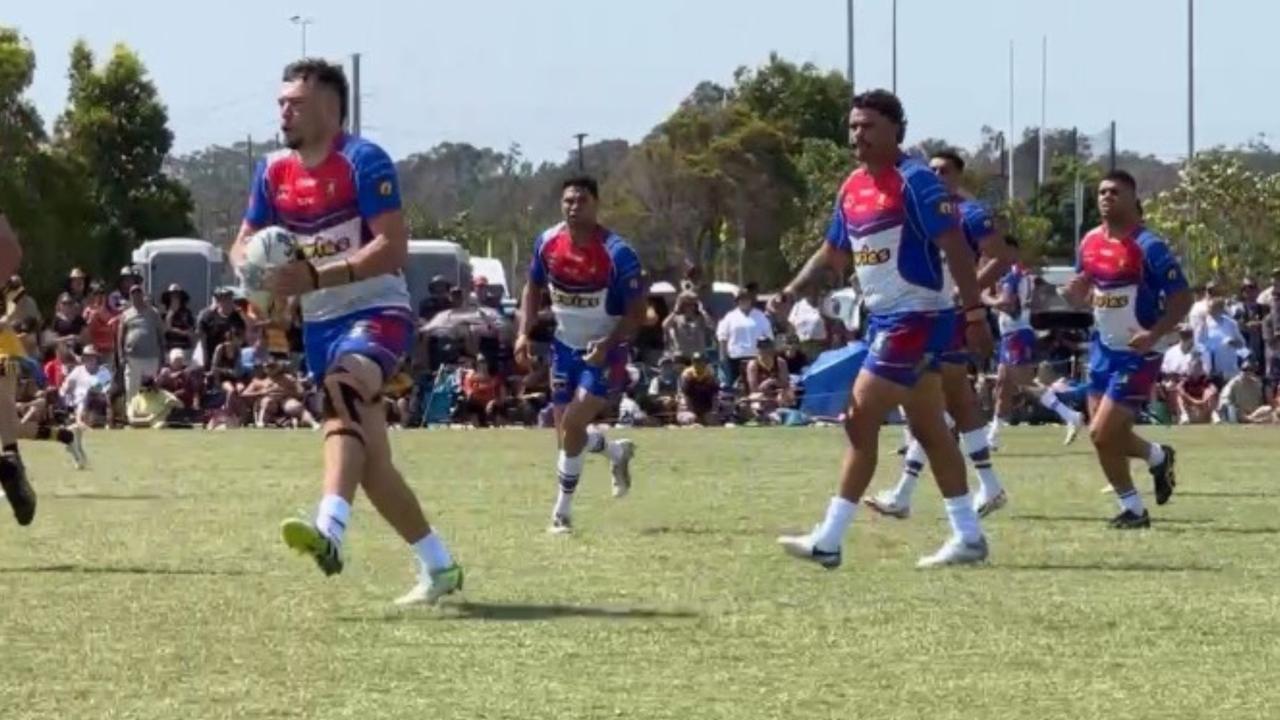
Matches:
[5,27,1280,308]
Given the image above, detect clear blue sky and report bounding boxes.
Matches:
[7,0,1275,163]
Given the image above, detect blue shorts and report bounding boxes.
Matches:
[1086,338,1161,410]
[937,314,970,367]
[863,310,958,387]
[550,339,628,405]
[999,328,1037,367]
[303,306,414,383]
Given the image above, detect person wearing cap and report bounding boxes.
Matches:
[745,336,794,417]
[196,287,247,369]
[60,346,113,428]
[716,287,773,390]
[1218,359,1266,424]
[418,275,453,323]
[116,283,165,404]
[107,266,138,315]
[644,354,681,423]
[677,352,721,426]
[65,267,89,309]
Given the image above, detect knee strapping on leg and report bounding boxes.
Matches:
[321,354,384,445]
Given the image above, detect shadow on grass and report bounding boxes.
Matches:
[995,562,1223,573]
[0,563,251,576]
[1159,525,1280,536]
[1013,514,1214,526]
[341,602,699,623]
[1176,491,1279,499]
[51,492,169,501]
[640,525,759,537]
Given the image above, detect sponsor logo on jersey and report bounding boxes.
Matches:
[1093,293,1130,309]
[551,288,602,308]
[852,247,892,267]
[297,235,353,260]
[379,180,394,197]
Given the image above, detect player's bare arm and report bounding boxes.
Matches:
[584,293,647,366]
[1130,287,1193,354]
[975,235,1014,288]
[773,243,850,314]
[514,277,545,367]
[938,228,993,357]
[1060,273,1093,307]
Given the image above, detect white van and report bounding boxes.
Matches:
[406,240,470,314]
[131,238,227,309]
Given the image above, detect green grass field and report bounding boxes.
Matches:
[1,426,1278,719]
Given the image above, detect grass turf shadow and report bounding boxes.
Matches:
[341,602,700,623]
[0,563,252,576]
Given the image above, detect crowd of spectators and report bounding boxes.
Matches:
[6,262,1280,433]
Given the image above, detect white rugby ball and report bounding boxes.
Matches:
[238,226,298,310]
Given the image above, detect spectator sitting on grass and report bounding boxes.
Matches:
[59,346,112,428]
[157,348,202,416]
[458,354,506,427]
[644,355,680,423]
[126,375,181,429]
[677,352,721,427]
[1218,360,1266,424]
[1177,355,1219,425]
[745,337,794,419]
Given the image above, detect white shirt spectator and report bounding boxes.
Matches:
[1162,340,1208,377]
[1187,298,1211,336]
[716,308,773,360]
[1197,311,1247,380]
[788,298,827,343]
[60,364,113,407]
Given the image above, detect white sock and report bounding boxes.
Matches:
[960,428,1002,499]
[943,494,984,544]
[411,531,454,574]
[315,494,351,547]
[943,413,956,431]
[987,418,1004,444]
[1038,389,1080,424]
[1146,443,1166,468]
[893,441,928,504]
[813,496,857,552]
[900,417,914,447]
[554,451,586,518]
[1116,488,1146,515]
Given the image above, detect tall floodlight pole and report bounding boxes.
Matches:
[289,15,314,57]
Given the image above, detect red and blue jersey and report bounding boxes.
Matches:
[528,222,644,350]
[244,133,409,322]
[825,154,959,314]
[1076,224,1188,352]
[996,264,1034,336]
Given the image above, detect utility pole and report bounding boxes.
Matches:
[351,53,362,136]
[573,133,588,171]
[891,0,898,93]
[845,0,855,96]
[1038,35,1047,187]
[1187,0,1195,164]
[289,15,313,57]
[1007,40,1015,203]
